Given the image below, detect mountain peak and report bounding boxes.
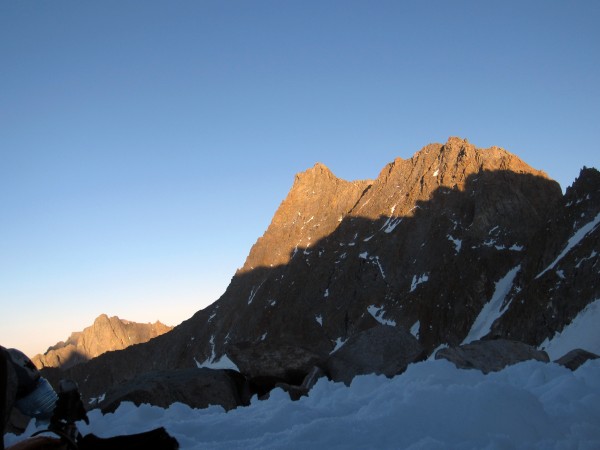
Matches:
[293,162,337,185]
[32,314,173,370]
[40,138,600,413]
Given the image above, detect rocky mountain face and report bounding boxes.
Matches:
[33,314,172,370]
[40,137,600,410]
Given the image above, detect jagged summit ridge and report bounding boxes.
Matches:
[241,161,371,272]
[243,137,555,273]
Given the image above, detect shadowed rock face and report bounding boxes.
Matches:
[326,325,426,385]
[97,368,247,413]
[32,314,172,370]
[40,137,599,406]
[489,167,600,344]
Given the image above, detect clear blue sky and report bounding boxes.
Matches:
[1,0,599,356]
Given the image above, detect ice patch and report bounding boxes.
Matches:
[383,217,402,233]
[463,265,521,344]
[367,305,397,326]
[447,235,462,253]
[575,250,598,269]
[88,393,106,405]
[195,335,239,371]
[410,321,420,338]
[410,274,429,292]
[198,354,239,371]
[324,289,329,298]
[462,265,521,344]
[359,251,369,259]
[372,256,386,279]
[330,337,347,354]
[248,281,265,305]
[315,315,323,326]
[537,212,600,279]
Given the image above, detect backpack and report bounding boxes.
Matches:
[5,350,40,401]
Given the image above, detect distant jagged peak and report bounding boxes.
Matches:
[32,314,173,370]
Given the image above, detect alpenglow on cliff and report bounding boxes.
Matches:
[45,137,600,406]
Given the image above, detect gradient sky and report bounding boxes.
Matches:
[1,0,599,357]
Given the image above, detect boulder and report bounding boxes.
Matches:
[98,368,248,413]
[435,339,549,373]
[326,325,426,385]
[554,348,600,371]
[226,341,324,384]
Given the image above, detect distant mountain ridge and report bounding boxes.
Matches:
[40,137,600,408]
[32,314,172,370]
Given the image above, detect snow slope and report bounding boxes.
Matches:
[7,359,600,449]
[540,298,600,359]
[462,265,520,344]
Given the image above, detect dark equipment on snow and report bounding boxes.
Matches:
[32,380,88,449]
[31,380,178,450]
[78,427,178,450]
[2,348,178,450]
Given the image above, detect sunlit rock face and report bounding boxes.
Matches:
[32,314,172,370]
[202,136,562,359]
[41,137,599,405]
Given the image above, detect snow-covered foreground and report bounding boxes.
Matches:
[8,359,600,450]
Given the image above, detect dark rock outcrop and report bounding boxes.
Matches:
[554,349,600,371]
[274,366,326,401]
[326,325,425,385]
[226,342,326,397]
[97,368,248,413]
[435,339,550,373]
[227,342,324,383]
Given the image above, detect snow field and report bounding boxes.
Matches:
[7,359,600,449]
